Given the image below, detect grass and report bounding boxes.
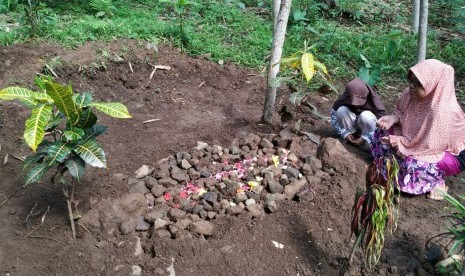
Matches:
[0,0,464,98]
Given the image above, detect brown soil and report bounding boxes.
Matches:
[0,40,464,275]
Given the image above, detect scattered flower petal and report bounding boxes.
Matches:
[272,240,284,249]
[198,188,207,196]
[272,155,279,168]
[248,181,259,187]
[179,190,188,198]
[164,192,172,201]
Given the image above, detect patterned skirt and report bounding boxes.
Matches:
[371,129,445,195]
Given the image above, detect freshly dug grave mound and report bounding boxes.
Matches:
[80,128,359,243]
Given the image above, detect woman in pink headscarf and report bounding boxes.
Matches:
[373,59,465,199]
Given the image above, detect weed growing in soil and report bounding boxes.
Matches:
[0,77,131,238]
[427,193,465,274]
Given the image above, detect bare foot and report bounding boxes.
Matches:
[427,186,449,200]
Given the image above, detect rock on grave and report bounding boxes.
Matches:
[120,218,136,235]
[171,167,188,182]
[284,177,308,200]
[168,208,187,222]
[316,138,357,174]
[154,219,169,230]
[260,138,274,149]
[128,178,150,194]
[133,165,153,179]
[202,192,218,204]
[195,141,209,151]
[246,204,264,217]
[189,221,214,236]
[135,215,151,231]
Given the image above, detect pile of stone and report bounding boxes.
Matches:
[81,129,358,240]
[121,130,333,240]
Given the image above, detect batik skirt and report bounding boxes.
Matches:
[371,129,445,195]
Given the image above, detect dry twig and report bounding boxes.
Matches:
[44,63,59,79]
[24,205,50,238]
[25,201,38,223]
[28,236,67,246]
[142,118,161,124]
[3,153,8,166]
[77,223,92,235]
[11,155,25,162]
[0,186,25,209]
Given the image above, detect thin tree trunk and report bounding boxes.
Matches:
[417,0,428,61]
[273,0,280,32]
[412,0,420,33]
[261,0,292,124]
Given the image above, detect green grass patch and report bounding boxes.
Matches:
[0,0,464,93]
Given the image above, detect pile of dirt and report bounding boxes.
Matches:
[1,41,464,275]
[80,129,326,238]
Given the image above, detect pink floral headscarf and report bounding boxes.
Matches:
[390,59,465,163]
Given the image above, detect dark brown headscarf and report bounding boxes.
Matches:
[332,77,386,118]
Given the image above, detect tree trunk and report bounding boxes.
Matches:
[412,0,420,33]
[417,0,428,62]
[273,0,280,31]
[261,0,292,124]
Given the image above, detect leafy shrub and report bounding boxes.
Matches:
[0,77,131,238]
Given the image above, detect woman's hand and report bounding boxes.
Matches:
[380,136,397,148]
[377,115,399,130]
[346,134,365,146]
[381,135,405,158]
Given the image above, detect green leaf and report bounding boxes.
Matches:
[89,102,132,118]
[370,69,382,86]
[47,141,72,165]
[358,67,370,84]
[22,154,44,172]
[301,53,315,83]
[0,87,38,108]
[306,25,319,34]
[24,104,53,151]
[34,76,47,91]
[293,10,307,22]
[65,156,85,180]
[289,91,305,106]
[75,140,107,168]
[25,163,50,185]
[32,92,54,104]
[278,56,300,68]
[64,127,85,141]
[268,76,290,88]
[44,80,79,121]
[73,92,93,109]
[45,112,64,130]
[313,61,328,75]
[360,54,371,68]
[237,2,245,9]
[76,108,97,128]
[82,125,107,143]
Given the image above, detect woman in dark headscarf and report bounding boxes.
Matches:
[330,78,386,149]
